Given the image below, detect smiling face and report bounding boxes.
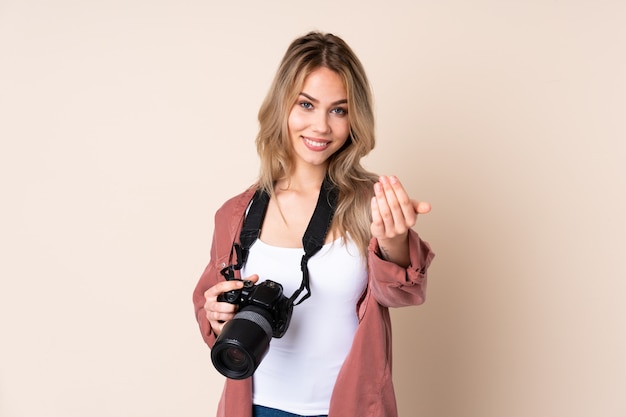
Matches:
[287,66,350,172]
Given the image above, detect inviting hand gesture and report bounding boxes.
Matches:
[370,175,431,267]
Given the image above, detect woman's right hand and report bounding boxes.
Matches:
[203,274,259,336]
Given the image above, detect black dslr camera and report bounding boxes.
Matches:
[211,279,293,379]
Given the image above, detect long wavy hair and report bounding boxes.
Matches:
[255,31,378,257]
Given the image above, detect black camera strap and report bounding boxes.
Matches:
[222,176,338,306]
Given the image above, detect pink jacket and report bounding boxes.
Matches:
[192,187,435,417]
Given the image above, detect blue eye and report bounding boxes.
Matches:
[331,107,347,116]
[299,101,313,110]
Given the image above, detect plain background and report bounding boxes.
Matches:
[1,1,625,416]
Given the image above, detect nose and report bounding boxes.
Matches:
[311,111,331,134]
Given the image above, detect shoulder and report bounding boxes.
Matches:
[214,186,257,221]
[211,186,258,248]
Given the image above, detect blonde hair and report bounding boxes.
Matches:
[255,31,378,257]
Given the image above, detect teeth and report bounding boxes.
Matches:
[304,137,328,148]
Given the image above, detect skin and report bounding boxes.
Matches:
[204,67,430,335]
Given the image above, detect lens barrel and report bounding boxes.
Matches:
[210,305,274,379]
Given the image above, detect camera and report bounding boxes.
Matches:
[211,279,293,379]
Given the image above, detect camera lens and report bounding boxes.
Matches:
[215,346,250,374]
[225,347,246,366]
[211,306,274,379]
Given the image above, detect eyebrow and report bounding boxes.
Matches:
[299,92,348,106]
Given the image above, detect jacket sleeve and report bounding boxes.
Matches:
[192,188,254,349]
[367,228,435,308]
[192,221,222,349]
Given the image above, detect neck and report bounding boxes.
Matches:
[278,164,327,193]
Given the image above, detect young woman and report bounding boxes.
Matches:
[193,31,435,417]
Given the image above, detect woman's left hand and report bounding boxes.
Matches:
[370,175,431,266]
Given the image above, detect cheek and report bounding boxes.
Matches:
[331,118,351,140]
[287,109,306,134]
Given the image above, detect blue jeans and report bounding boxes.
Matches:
[252,405,328,417]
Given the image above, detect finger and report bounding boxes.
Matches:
[203,275,260,314]
[386,176,417,227]
[243,274,259,283]
[411,200,432,215]
[203,280,244,322]
[370,196,385,237]
[206,309,237,323]
[379,176,412,232]
[205,297,238,314]
[204,279,245,301]
[208,313,234,336]
[373,180,396,232]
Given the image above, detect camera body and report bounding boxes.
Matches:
[211,279,293,379]
[218,279,292,337]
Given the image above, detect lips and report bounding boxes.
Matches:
[302,136,331,151]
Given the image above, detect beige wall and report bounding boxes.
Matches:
[1,1,625,416]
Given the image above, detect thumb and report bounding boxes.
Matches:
[244,274,260,283]
[412,200,432,215]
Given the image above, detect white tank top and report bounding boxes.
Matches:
[241,237,367,415]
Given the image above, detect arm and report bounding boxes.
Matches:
[368,229,434,307]
[368,175,435,307]
[192,228,224,348]
[370,175,432,267]
[192,189,256,347]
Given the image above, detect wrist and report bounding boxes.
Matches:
[377,233,410,267]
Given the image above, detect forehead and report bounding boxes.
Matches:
[300,67,347,100]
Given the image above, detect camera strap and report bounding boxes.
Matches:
[223,176,338,306]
